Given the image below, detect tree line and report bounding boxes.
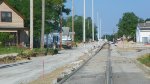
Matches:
[0,0,97,47]
[103,12,149,42]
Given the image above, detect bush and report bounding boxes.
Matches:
[138,53,150,67]
[0,56,21,64]
[48,49,58,55]
[18,49,36,58]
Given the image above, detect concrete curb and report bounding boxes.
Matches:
[0,53,18,59]
[135,60,150,75]
[0,60,31,69]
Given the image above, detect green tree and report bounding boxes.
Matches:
[117,12,139,40]
[145,18,150,21]
[0,33,14,46]
[138,18,145,23]
[7,0,71,41]
[65,15,97,42]
[102,34,114,41]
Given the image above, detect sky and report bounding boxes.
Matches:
[64,0,150,36]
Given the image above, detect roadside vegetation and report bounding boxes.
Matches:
[102,12,150,42]
[137,53,150,67]
[0,46,23,55]
[0,48,58,64]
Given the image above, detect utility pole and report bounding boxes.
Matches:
[60,2,63,49]
[97,12,99,40]
[30,0,33,50]
[83,0,86,43]
[72,0,74,41]
[100,18,102,40]
[41,0,45,48]
[92,0,94,41]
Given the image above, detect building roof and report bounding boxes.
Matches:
[0,0,24,19]
[138,22,150,30]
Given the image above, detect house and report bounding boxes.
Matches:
[136,21,150,44]
[0,0,29,46]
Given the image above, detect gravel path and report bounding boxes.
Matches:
[0,42,104,84]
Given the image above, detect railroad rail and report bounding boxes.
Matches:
[57,43,106,84]
[105,44,112,84]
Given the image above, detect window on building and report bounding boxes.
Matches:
[1,11,12,22]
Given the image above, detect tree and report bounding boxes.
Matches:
[138,18,145,23]
[0,32,14,46]
[117,12,139,40]
[65,15,97,42]
[102,34,114,41]
[145,18,150,21]
[7,0,71,47]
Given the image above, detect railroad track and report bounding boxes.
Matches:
[57,43,113,84]
[105,44,112,84]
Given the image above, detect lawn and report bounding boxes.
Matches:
[0,46,23,55]
[137,53,150,67]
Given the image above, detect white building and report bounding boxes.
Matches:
[136,21,150,43]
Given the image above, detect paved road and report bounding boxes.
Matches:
[63,45,109,84]
[111,45,150,84]
[63,44,150,84]
[0,42,102,84]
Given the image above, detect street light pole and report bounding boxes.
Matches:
[83,0,86,43]
[92,0,94,41]
[30,0,33,50]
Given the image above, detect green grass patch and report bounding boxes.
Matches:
[0,46,24,55]
[137,53,150,67]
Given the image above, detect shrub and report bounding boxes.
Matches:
[138,53,150,67]
[18,49,36,58]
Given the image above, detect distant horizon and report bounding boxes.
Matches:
[64,0,150,36]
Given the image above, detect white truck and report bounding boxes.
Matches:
[44,27,74,49]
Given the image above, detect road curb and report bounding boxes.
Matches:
[0,60,31,69]
[135,60,150,75]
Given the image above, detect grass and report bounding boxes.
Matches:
[0,46,58,64]
[137,53,150,67]
[0,46,24,55]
